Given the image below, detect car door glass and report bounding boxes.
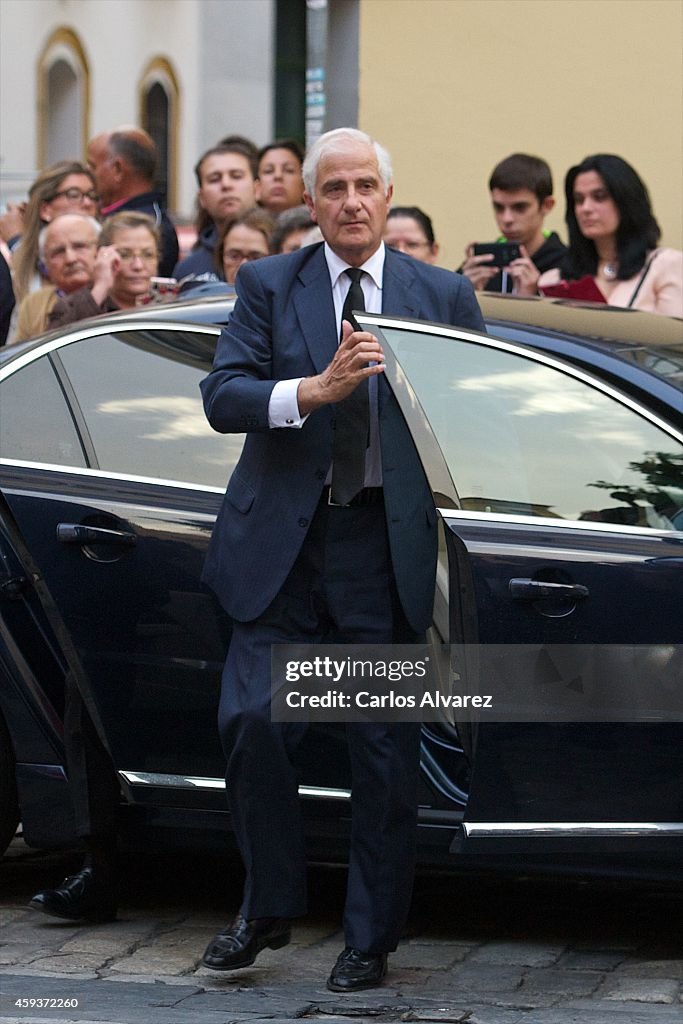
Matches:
[56,329,244,488]
[381,327,683,530]
[0,355,86,467]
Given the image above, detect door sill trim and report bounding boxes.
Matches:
[119,771,351,801]
[464,821,683,838]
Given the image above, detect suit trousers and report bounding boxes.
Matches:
[218,495,422,954]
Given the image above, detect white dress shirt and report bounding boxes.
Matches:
[267,242,386,487]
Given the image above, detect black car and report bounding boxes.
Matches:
[1,295,682,879]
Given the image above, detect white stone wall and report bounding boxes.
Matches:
[0,0,275,218]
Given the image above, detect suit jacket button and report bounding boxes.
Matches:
[298,517,309,528]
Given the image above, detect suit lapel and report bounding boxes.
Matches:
[290,247,420,381]
[293,245,338,374]
[382,249,420,319]
[379,249,420,413]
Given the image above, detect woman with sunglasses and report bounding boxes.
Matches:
[9,161,99,304]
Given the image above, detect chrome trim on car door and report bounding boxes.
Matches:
[119,771,351,801]
[298,785,351,801]
[436,507,681,538]
[0,457,226,494]
[120,772,225,789]
[464,821,683,838]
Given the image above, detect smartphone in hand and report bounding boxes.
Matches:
[472,242,522,267]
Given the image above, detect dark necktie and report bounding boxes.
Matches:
[330,268,369,505]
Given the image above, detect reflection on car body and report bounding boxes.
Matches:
[0,294,681,879]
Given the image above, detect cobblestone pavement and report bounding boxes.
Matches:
[0,833,681,1024]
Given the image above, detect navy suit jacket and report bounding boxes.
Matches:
[201,243,485,630]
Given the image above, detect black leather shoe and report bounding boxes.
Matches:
[29,867,117,923]
[327,946,388,992]
[201,914,291,970]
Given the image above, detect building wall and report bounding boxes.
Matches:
[327,0,360,130]
[198,0,275,158]
[0,0,274,218]
[358,0,683,269]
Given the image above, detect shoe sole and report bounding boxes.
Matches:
[201,931,291,971]
[326,977,385,993]
[326,960,387,992]
[28,899,117,923]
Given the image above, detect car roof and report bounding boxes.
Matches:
[3,290,681,395]
[110,294,234,326]
[478,293,683,348]
[117,291,683,349]
[478,294,683,396]
[0,297,230,368]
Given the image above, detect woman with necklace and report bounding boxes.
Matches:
[530,155,682,316]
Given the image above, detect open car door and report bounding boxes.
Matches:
[361,313,683,856]
[0,323,352,831]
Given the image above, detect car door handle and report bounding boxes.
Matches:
[0,576,27,599]
[509,578,589,601]
[57,523,137,547]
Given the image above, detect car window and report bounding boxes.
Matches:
[55,328,244,488]
[0,355,86,468]
[382,327,683,530]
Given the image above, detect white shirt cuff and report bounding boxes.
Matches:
[268,378,309,428]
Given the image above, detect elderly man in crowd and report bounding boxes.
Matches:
[47,211,159,328]
[199,127,484,992]
[12,213,101,343]
[87,126,178,277]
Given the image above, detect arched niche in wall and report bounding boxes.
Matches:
[37,28,90,168]
[139,57,180,213]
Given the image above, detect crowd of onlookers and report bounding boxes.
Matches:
[1,125,681,347]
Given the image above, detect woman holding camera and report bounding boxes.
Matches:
[535,154,682,316]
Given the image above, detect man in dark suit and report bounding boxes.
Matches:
[200,127,484,991]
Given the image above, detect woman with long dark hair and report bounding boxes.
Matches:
[537,155,682,315]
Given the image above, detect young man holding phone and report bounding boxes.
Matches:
[460,153,567,294]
